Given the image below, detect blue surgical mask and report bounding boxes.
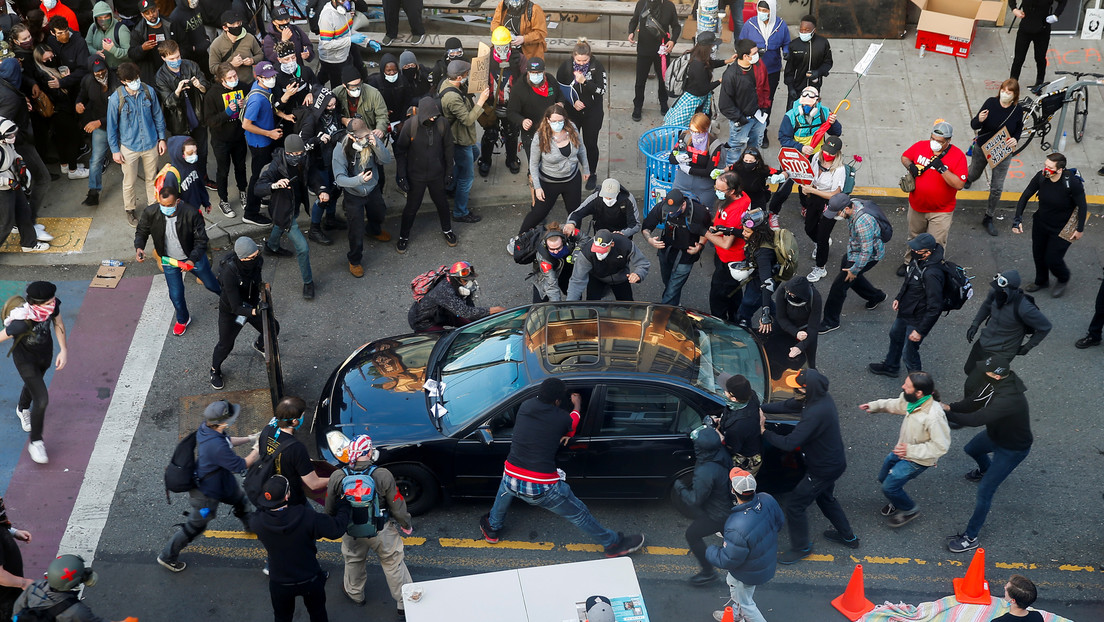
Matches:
[224,77,239,89]
[798,31,813,42]
[166,59,182,70]
[184,153,198,164]
[126,79,142,92]
[715,190,727,200]
[145,16,160,26]
[757,10,769,22]
[159,203,177,216]
[549,120,564,132]
[529,72,543,85]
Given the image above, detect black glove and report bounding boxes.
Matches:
[397,176,410,194]
[1012,217,1022,228]
[809,69,820,80]
[908,163,920,178]
[932,160,948,174]
[966,325,977,343]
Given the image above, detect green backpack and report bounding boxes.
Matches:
[770,229,798,281]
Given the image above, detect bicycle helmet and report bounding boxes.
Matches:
[347,435,378,465]
[491,26,512,46]
[47,554,97,591]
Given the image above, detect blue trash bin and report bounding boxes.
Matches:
[638,125,686,218]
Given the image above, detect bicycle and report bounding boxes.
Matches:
[1012,70,1104,156]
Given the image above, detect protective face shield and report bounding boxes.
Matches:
[727,261,753,281]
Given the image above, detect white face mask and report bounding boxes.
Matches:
[757,10,769,22]
[43,0,57,8]
[602,197,617,207]
[929,139,943,152]
[749,52,760,64]
[999,91,1013,105]
[260,77,277,89]
[384,73,398,83]
[184,153,198,164]
[529,72,543,85]
[280,61,297,74]
[224,78,239,89]
[798,31,813,42]
[126,79,142,91]
[3,134,15,144]
[347,87,361,97]
[594,250,610,261]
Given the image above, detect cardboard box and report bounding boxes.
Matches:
[90,265,125,288]
[911,0,1002,58]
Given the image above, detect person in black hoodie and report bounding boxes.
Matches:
[479,32,524,176]
[1012,153,1087,298]
[965,270,1051,375]
[76,56,115,206]
[210,236,278,390]
[715,374,761,473]
[272,39,317,134]
[942,355,1032,553]
[563,177,642,239]
[163,134,211,212]
[783,15,832,109]
[727,145,782,211]
[251,474,351,622]
[368,53,411,129]
[761,368,858,563]
[256,133,323,300]
[556,39,606,190]
[296,85,346,245]
[869,233,945,378]
[429,37,464,94]
[1008,0,1067,89]
[128,0,181,85]
[400,49,431,102]
[764,276,821,378]
[169,0,210,69]
[506,56,561,165]
[674,424,733,586]
[395,96,454,253]
[39,24,88,179]
[627,0,680,121]
[203,62,248,219]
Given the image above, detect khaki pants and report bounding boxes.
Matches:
[341,523,412,610]
[903,208,954,264]
[120,145,159,214]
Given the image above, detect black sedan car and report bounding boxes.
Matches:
[314,303,803,515]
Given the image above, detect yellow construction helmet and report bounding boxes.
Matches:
[492,26,512,46]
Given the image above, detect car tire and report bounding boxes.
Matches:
[668,470,697,520]
[387,464,441,516]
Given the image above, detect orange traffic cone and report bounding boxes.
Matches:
[953,547,991,605]
[831,564,875,621]
[718,606,734,622]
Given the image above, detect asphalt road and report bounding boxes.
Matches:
[10,195,1104,621]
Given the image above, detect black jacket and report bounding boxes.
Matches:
[46,31,91,93]
[642,198,711,263]
[503,396,578,478]
[204,82,247,144]
[718,63,758,124]
[675,429,733,523]
[1014,169,1087,234]
[407,278,490,332]
[1009,0,1068,33]
[256,148,325,230]
[395,98,454,183]
[628,0,681,52]
[368,53,412,124]
[684,57,725,97]
[947,367,1032,451]
[155,58,209,135]
[971,271,1051,357]
[250,502,351,585]
[895,244,946,337]
[506,73,562,135]
[295,86,343,171]
[566,189,642,238]
[0,77,31,143]
[783,33,832,96]
[169,0,211,64]
[761,369,847,480]
[128,18,181,84]
[217,252,264,316]
[555,57,607,127]
[718,392,762,459]
[773,276,822,355]
[76,70,116,128]
[133,202,208,263]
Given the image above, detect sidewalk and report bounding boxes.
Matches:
[1,21,1100,269]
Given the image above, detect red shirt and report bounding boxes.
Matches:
[42,3,79,31]
[713,193,750,263]
[902,141,968,213]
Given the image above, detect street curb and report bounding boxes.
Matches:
[852,185,1104,206]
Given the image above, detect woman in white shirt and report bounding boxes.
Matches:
[799,135,846,282]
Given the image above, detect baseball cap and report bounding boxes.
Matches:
[983,355,1011,376]
[730,468,757,494]
[272,6,290,20]
[661,189,686,215]
[257,474,290,509]
[235,236,259,259]
[821,135,842,156]
[932,120,953,139]
[90,56,107,73]
[203,400,241,426]
[527,57,545,73]
[254,61,277,78]
[823,193,852,218]
[907,232,938,251]
[347,118,371,139]
[447,59,471,79]
[139,0,157,12]
[591,229,614,252]
[220,9,242,25]
[696,31,717,47]
[599,178,620,199]
[585,596,616,622]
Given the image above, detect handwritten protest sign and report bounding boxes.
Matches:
[981,127,1014,169]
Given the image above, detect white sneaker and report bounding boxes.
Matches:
[22,242,50,252]
[28,440,48,464]
[60,165,71,175]
[34,224,54,241]
[67,165,89,180]
[15,407,30,432]
[807,266,828,282]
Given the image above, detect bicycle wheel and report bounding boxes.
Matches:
[1073,88,1088,143]
[1012,108,1040,156]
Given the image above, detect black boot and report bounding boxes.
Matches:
[309,224,333,245]
[506,158,521,174]
[478,160,491,177]
[982,215,998,237]
[82,189,99,206]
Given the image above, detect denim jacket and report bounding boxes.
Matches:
[107,83,167,154]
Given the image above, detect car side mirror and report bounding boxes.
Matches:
[474,426,493,445]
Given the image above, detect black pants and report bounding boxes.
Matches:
[768,178,793,215]
[784,472,854,552]
[246,143,275,218]
[822,258,883,326]
[14,355,49,442]
[50,110,82,169]
[572,111,604,177]
[320,47,365,88]
[271,572,329,622]
[686,515,726,572]
[17,140,49,219]
[709,253,743,322]
[803,194,836,269]
[1011,27,1050,86]
[1031,224,1072,286]
[0,189,36,248]
[212,137,247,203]
[343,187,387,265]
[400,176,451,239]
[633,53,668,113]
[383,0,425,37]
[212,310,280,372]
[587,278,633,301]
[520,172,581,234]
[479,117,520,166]
[1088,268,1104,340]
[762,71,781,132]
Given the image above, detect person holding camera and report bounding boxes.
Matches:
[642,189,711,306]
[209,237,280,390]
[257,134,322,300]
[155,40,209,182]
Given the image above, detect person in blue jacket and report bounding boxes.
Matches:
[739,0,789,148]
[705,469,783,622]
[767,86,840,218]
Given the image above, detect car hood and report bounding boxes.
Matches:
[325,333,444,448]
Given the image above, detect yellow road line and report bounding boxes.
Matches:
[441,538,554,551]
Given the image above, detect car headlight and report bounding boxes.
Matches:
[326,430,352,463]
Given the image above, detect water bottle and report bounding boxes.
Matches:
[1057,131,1067,151]
[101,259,124,267]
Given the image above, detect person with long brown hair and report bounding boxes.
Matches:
[965,78,1023,237]
[520,103,589,234]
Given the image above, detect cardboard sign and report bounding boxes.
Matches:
[1083,9,1104,40]
[778,147,814,185]
[468,42,490,95]
[981,127,1014,169]
[1059,210,1085,242]
[90,265,125,289]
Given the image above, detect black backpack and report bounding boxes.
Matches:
[14,594,79,622]
[164,431,200,502]
[243,430,292,505]
[938,260,974,313]
[854,199,893,243]
[510,227,546,265]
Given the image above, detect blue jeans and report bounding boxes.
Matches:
[658,247,695,306]
[963,431,1030,539]
[266,220,313,284]
[877,453,928,513]
[309,199,337,225]
[487,477,620,548]
[164,254,220,324]
[88,128,110,191]
[725,117,764,167]
[452,143,479,217]
[882,317,924,373]
[726,573,767,622]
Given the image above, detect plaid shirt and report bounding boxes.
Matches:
[502,473,555,498]
[846,209,884,272]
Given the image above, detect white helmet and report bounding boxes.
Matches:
[727,261,753,283]
[0,117,16,140]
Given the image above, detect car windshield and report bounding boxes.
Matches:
[686,312,768,401]
[434,308,529,435]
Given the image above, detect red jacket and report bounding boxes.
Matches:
[42,2,78,31]
[753,62,771,111]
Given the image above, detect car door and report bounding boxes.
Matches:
[569,382,706,499]
[450,388,536,498]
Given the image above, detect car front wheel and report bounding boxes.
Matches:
[387,463,441,516]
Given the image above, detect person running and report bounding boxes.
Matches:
[675,424,736,587]
[942,355,1032,553]
[2,282,67,465]
[209,237,277,390]
[1012,153,1087,298]
[860,371,950,528]
[869,233,945,378]
[479,378,645,557]
[1075,268,1104,349]
[965,78,1024,237]
[818,193,887,334]
[965,270,1051,375]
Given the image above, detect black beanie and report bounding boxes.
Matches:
[341,65,361,84]
[445,37,462,50]
[725,374,752,402]
[537,378,566,404]
[26,281,56,303]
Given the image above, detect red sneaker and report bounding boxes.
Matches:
[172,318,192,336]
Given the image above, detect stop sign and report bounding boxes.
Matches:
[778,147,814,185]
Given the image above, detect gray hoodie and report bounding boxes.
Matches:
[971,270,1052,356]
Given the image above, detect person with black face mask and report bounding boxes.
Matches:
[764,275,821,378]
[530,224,576,302]
[713,373,762,474]
[0,498,34,619]
[430,37,465,93]
[399,50,431,101]
[627,0,680,121]
[964,270,1051,376]
[210,236,280,390]
[256,133,322,300]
